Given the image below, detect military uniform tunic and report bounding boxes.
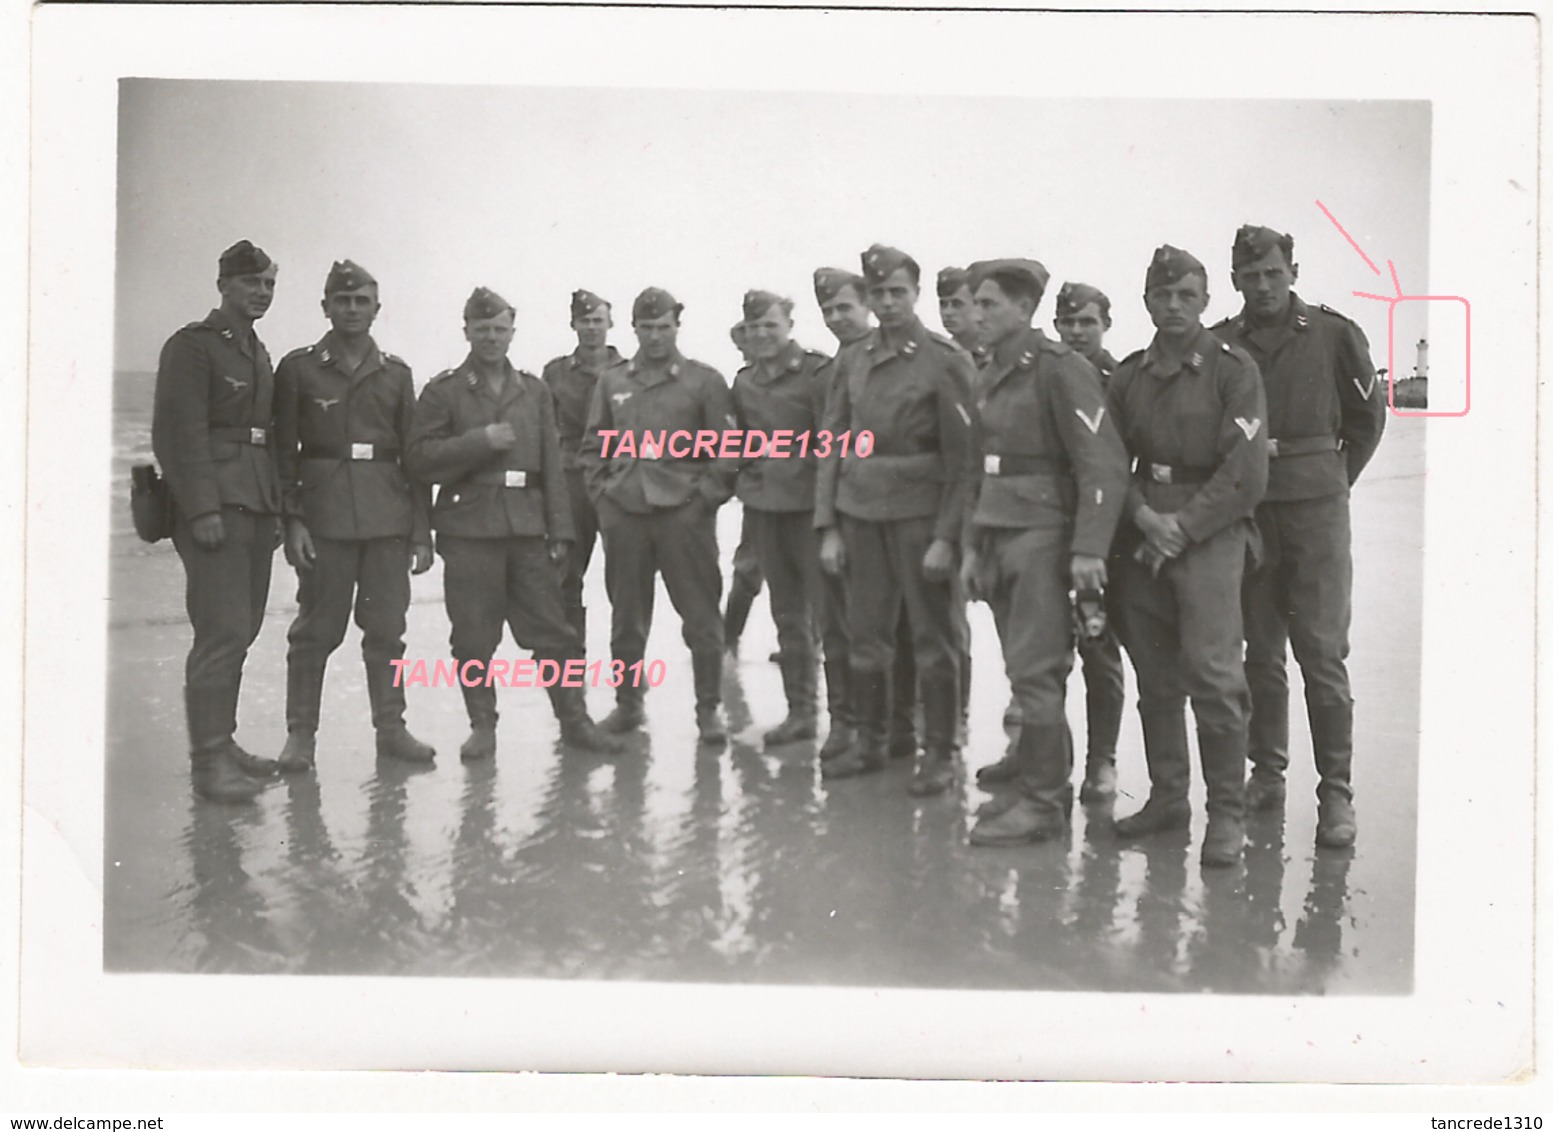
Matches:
[1212,294,1385,799]
[273,332,431,733]
[152,307,283,749]
[815,316,974,722]
[580,351,737,669]
[965,328,1129,811]
[542,345,625,640]
[406,357,580,726]
[1108,327,1269,739]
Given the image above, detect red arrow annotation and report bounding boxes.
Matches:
[1316,199,1469,419]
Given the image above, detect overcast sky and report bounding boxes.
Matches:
[115,82,1429,381]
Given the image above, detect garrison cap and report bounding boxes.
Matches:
[1231,224,1295,269]
[968,258,1051,302]
[813,267,865,304]
[633,286,683,322]
[571,288,610,320]
[936,266,971,298]
[741,289,789,322]
[1056,281,1112,320]
[861,243,920,285]
[218,240,272,278]
[464,286,514,321]
[324,259,376,295]
[1145,245,1208,291]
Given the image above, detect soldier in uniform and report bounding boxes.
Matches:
[152,240,285,803]
[405,288,619,761]
[1107,245,1269,868]
[731,290,833,745]
[959,258,1129,844]
[579,287,739,744]
[937,266,983,356]
[722,319,767,654]
[540,289,624,648]
[1051,281,1129,802]
[272,259,436,771]
[1212,224,1386,849]
[816,244,975,795]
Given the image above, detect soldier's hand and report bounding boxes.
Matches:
[959,550,983,602]
[818,528,846,576]
[548,539,571,566]
[921,538,956,583]
[286,519,317,570]
[410,542,434,575]
[190,512,225,551]
[1153,514,1188,558]
[1070,554,1107,591]
[484,422,517,449]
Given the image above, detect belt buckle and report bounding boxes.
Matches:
[1150,463,1172,485]
[505,470,527,488]
[350,442,373,461]
[249,427,266,445]
[1267,439,1281,457]
[983,454,1001,475]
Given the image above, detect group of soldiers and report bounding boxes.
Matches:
[151,223,1384,870]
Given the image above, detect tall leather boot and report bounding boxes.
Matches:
[1310,700,1357,848]
[366,655,435,763]
[600,653,646,732]
[764,643,819,746]
[819,658,855,761]
[823,667,887,779]
[1198,725,1249,868]
[692,649,727,745]
[277,655,325,773]
[723,571,759,651]
[187,687,264,804]
[547,683,626,754]
[218,679,279,778]
[1245,675,1290,810]
[970,722,1071,844]
[887,637,918,759]
[459,681,498,762]
[957,652,972,748]
[908,670,959,796]
[1080,658,1123,803]
[1113,705,1192,838]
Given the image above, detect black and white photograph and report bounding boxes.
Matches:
[14,1,1541,1097]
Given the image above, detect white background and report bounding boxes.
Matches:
[10,0,1546,1112]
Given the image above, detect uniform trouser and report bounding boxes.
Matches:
[723,510,764,645]
[559,467,600,643]
[1078,628,1126,759]
[285,535,411,734]
[172,505,277,750]
[986,526,1076,814]
[840,514,960,751]
[600,497,724,696]
[748,507,830,671]
[1242,493,1355,800]
[818,557,853,722]
[1120,522,1252,814]
[438,534,582,727]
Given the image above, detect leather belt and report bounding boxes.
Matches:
[212,426,269,446]
[467,469,544,488]
[1267,436,1340,458]
[1138,461,1215,485]
[982,453,1067,477]
[301,442,399,462]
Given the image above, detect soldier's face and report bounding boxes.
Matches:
[322,285,379,336]
[939,285,976,338]
[820,284,872,343]
[972,279,1032,347]
[1054,302,1108,358]
[745,303,792,360]
[1232,247,1299,320]
[464,311,516,364]
[573,306,612,349]
[1144,274,1209,338]
[218,265,278,321]
[868,268,919,329]
[634,312,680,361]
